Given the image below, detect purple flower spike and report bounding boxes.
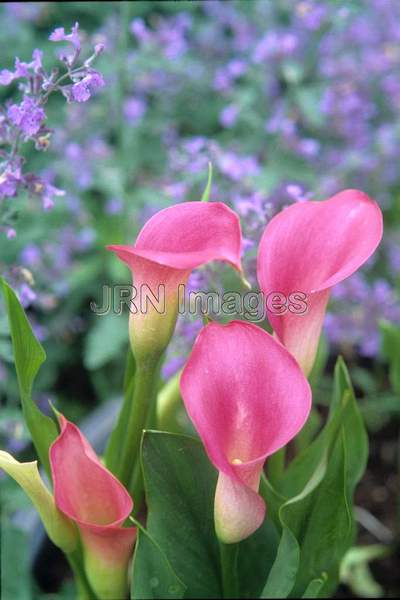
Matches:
[0,168,20,199]
[49,22,81,51]
[0,49,43,86]
[0,69,15,85]
[8,96,45,136]
[71,71,105,103]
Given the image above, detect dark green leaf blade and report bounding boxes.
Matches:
[261,526,300,598]
[380,320,400,395]
[132,524,186,600]
[301,574,327,598]
[141,431,221,598]
[293,358,367,596]
[105,347,136,472]
[238,516,279,599]
[1,277,57,474]
[261,357,368,598]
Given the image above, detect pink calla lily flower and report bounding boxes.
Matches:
[108,201,242,361]
[257,189,383,375]
[180,320,311,543]
[50,415,136,600]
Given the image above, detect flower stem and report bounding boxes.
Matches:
[117,356,161,497]
[67,549,97,600]
[156,370,182,432]
[219,542,239,599]
[267,447,286,488]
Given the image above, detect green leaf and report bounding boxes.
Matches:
[332,357,368,488]
[238,516,279,598]
[105,347,136,472]
[200,162,213,202]
[131,521,186,599]
[308,334,328,389]
[0,516,31,600]
[262,357,368,598]
[1,277,57,475]
[140,431,221,598]
[278,397,347,499]
[261,526,300,598]
[301,574,327,598]
[380,320,400,396]
[295,359,367,596]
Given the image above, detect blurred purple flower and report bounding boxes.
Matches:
[130,18,151,44]
[5,2,44,23]
[163,181,187,202]
[0,69,15,85]
[19,282,37,307]
[20,244,42,267]
[285,184,310,202]
[213,59,247,92]
[0,167,21,198]
[216,150,260,181]
[219,104,239,128]
[162,355,185,380]
[253,31,298,63]
[387,242,400,273]
[295,1,328,30]
[105,197,123,215]
[6,227,16,239]
[123,97,147,123]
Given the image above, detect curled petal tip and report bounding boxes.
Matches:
[0,450,77,553]
[214,471,266,543]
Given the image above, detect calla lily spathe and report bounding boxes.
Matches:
[180,320,311,543]
[108,201,242,362]
[50,415,136,600]
[257,189,383,375]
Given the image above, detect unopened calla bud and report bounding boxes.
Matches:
[49,415,136,600]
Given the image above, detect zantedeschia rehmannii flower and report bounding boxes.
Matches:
[0,450,78,553]
[108,201,242,362]
[50,415,136,600]
[180,320,311,544]
[257,189,383,375]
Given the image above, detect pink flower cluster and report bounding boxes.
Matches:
[110,189,382,542]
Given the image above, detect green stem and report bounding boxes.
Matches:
[267,447,286,488]
[117,357,161,496]
[67,549,97,600]
[219,542,239,599]
[156,370,182,432]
